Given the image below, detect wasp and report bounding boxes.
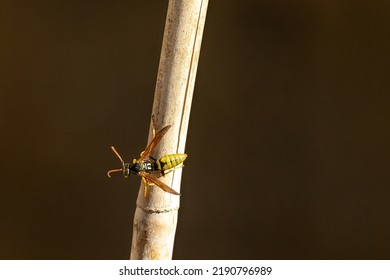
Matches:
[107,118,187,196]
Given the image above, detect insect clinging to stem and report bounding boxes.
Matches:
[107,117,187,196]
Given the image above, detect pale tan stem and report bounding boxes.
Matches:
[130,0,208,260]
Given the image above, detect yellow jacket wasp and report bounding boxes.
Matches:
[107,120,187,196]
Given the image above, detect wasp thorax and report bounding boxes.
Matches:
[129,162,142,174]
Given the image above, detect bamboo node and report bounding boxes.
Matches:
[137,204,180,214]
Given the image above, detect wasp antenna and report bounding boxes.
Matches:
[107,168,123,178]
[110,146,124,164]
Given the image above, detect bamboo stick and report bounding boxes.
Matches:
[130,0,208,260]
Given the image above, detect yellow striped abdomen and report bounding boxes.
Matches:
[158,154,187,170]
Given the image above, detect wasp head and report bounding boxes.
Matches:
[123,163,131,178]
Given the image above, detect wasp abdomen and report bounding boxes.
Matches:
[159,154,187,170]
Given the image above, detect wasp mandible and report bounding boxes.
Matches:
[107,117,187,196]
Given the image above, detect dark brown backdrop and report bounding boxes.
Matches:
[1,0,389,259]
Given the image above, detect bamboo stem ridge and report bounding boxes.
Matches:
[130,0,208,260]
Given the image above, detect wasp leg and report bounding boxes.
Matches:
[142,177,157,197]
[142,177,150,197]
[161,164,185,177]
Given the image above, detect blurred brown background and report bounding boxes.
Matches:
[1,0,389,259]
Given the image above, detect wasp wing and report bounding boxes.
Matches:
[138,124,171,162]
[138,172,181,195]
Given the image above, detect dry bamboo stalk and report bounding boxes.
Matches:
[130,0,208,260]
